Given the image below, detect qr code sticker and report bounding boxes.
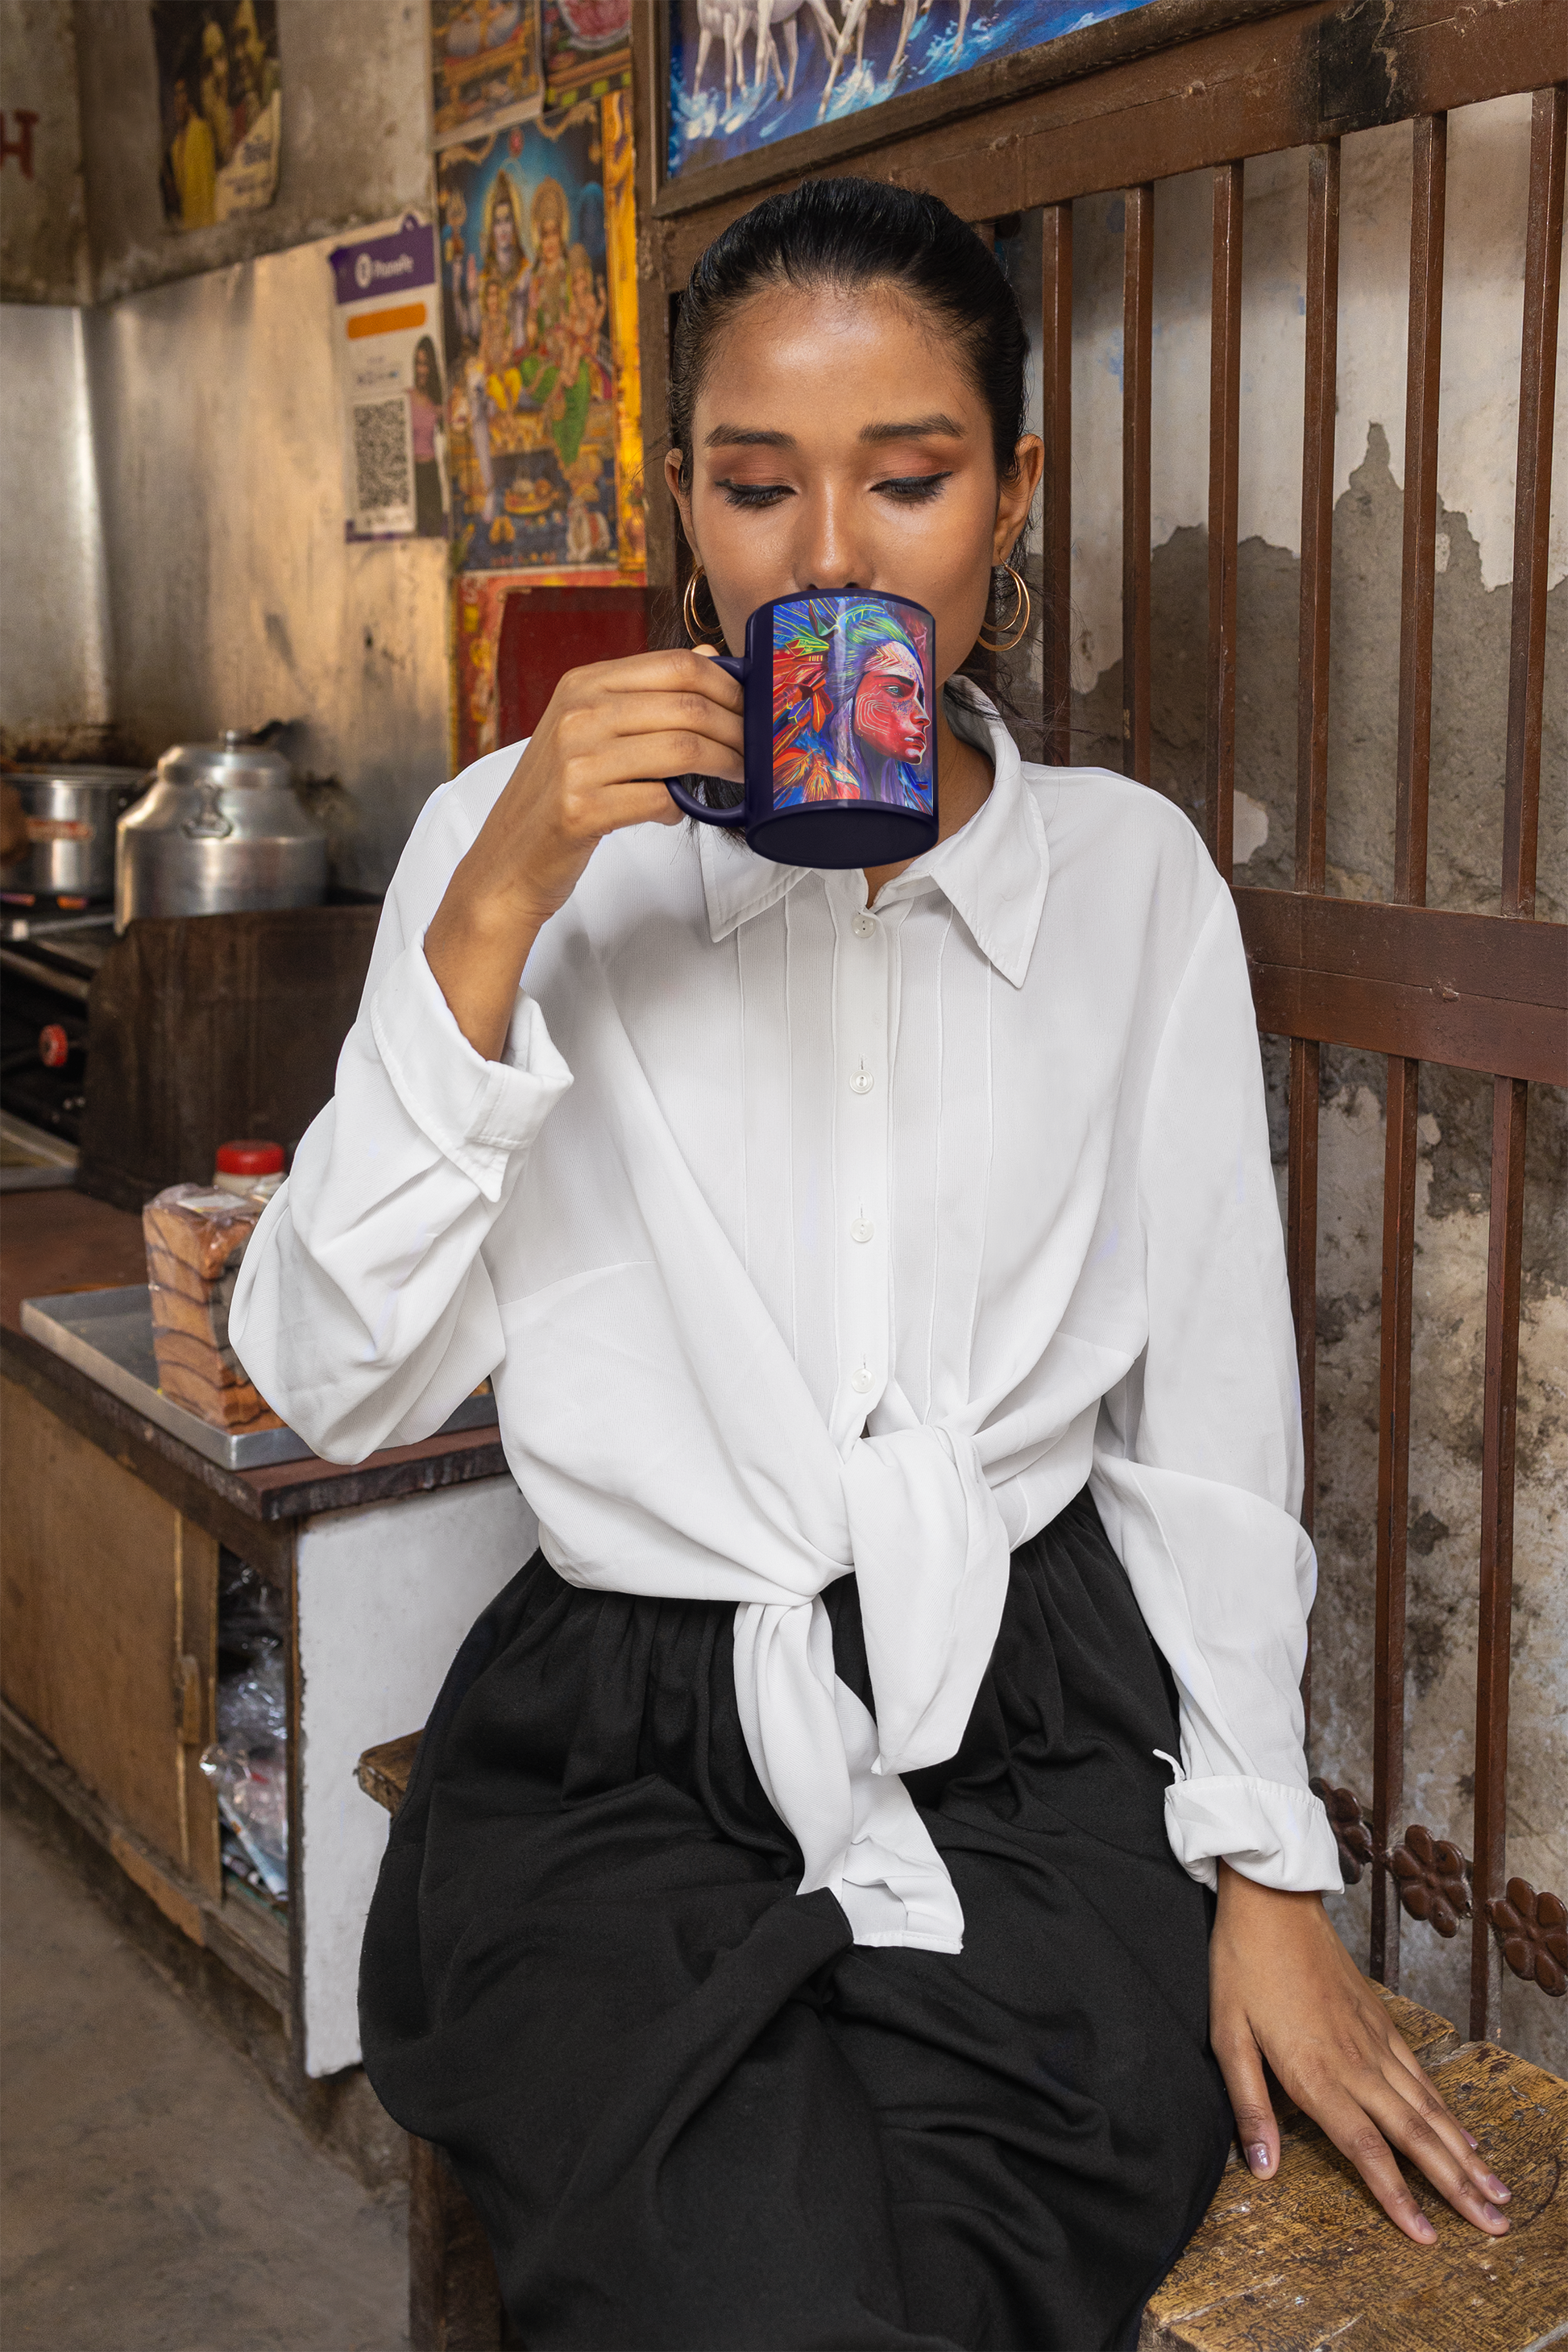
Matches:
[352,397,411,524]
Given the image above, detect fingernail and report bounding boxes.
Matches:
[1413,2216,1437,2243]
[1463,2131,1479,2149]
[1248,2144,1271,2176]
[1483,2205,1509,2230]
[1483,2174,1510,2201]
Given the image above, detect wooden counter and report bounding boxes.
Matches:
[2,1189,508,1576]
[1,1186,535,2083]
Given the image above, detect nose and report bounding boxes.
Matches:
[792,481,871,596]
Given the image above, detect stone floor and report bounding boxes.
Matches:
[1,1803,408,2352]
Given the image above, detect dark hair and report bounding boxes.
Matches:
[413,334,444,407]
[665,176,1039,752]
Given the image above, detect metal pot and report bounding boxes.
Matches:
[2,767,150,906]
[115,732,329,932]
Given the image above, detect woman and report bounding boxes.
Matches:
[409,336,447,539]
[773,595,934,810]
[231,178,1511,2350]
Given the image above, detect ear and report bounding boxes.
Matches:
[665,447,697,556]
[993,434,1044,563]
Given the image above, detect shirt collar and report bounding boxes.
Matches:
[697,687,1049,990]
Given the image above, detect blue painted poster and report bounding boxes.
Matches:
[667,0,1154,180]
[438,105,635,574]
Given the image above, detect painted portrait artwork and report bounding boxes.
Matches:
[770,598,934,813]
[438,105,634,575]
[666,0,1154,181]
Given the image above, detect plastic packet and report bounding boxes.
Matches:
[200,1646,288,1899]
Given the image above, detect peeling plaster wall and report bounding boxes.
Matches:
[84,242,450,891]
[1011,93,1566,2071]
[0,0,89,304]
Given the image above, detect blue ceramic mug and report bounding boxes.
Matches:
[667,591,937,869]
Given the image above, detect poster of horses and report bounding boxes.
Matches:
[666,0,1155,180]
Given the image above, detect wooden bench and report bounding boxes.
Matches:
[356,1732,1568,2352]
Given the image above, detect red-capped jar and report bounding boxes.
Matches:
[214,1139,286,1201]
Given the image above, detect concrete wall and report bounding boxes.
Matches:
[83,240,450,889]
[1014,93,1565,2072]
[72,0,431,303]
[0,0,89,304]
[0,0,446,881]
[0,299,111,749]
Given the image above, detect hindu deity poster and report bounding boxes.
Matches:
[541,0,630,108]
[152,0,280,231]
[437,96,641,577]
[667,0,1155,181]
[430,0,543,146]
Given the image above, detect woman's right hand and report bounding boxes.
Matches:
[425,646,745,1059]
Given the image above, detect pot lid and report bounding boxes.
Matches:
[157,733,294,790]
[6,765,151,790]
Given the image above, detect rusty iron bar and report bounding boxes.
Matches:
[1041,201,1074,766]
[1288,139,1338,1733]
[1371,114,1447,1992]
[1371,1055,1418,1991]
[1471,83,1564,2046]
[1205,160,1243,873]
[1393,114,1447,904]
[1295,139,1338,884]
[1122,183,1154,785]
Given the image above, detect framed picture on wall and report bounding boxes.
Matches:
[649,0,1172,209]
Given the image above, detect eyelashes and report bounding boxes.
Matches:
[717,481,790,509]
[714,472,954,511]
[877,473,952,504]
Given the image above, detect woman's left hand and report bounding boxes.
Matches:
[1209,1860,1512,2242]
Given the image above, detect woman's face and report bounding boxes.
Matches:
[666,280,1041,687]
[414,345,432,393]
[854,641,929,765]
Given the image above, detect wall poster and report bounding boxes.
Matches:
[153,0,281,231]
[541,0,630,109]
[666,0,1155,180]
[436,93,643,579]
[430,0,543,146]
[329,214,449,541]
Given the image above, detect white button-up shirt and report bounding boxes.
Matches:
[232,693,1342,1951]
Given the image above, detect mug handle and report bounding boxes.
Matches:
[666,653,749,827]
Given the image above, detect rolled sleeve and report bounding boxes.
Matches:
[369,933,573,1202]
[1163,1771,1343,1894]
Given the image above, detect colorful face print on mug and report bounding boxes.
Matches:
[666,591,938,870]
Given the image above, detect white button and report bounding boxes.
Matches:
[849,1064,874,1095]
[852,913,876,938]
[850,1217,873,1243]
[850,1367,873,1394]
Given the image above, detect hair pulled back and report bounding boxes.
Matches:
[670,176,1029,500]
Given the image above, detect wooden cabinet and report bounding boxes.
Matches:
[1,1376,220,1897]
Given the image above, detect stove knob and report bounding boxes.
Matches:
[39,1023,71,1069]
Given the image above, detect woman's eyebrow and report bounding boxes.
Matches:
[705,425,794,449]
[861,413,965,442]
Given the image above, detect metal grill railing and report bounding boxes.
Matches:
[635,0,1568,2039]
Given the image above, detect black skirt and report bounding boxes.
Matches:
[359,1488,1233,2351]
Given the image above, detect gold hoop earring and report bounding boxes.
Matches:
[682,568,725,645]
[977,562,1032,653]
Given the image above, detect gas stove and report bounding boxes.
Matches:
[0,913,112,1149]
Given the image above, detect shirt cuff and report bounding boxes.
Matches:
[1162,1770,1344,1894]
[368,934,572,1201]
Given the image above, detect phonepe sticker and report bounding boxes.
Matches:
[328,214,446,542]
